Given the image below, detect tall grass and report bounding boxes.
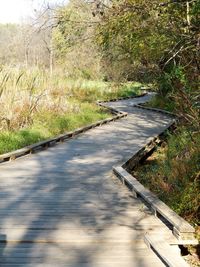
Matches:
[0,67,141,154]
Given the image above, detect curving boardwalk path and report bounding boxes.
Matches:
[0,94,176,267]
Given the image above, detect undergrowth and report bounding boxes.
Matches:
[133,126,200,226]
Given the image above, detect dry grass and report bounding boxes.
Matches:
[0,67,142,154]
[133,127,200,225]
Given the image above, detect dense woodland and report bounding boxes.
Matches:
[0,0,199,243]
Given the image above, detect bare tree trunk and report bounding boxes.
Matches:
[186,1,190,27]
[25,47,29,68]
[50,37,53,76]
[49,7,54,76]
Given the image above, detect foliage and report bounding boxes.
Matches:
[95,0,200,79]
[95,0,200,128]
[53,0,103,80]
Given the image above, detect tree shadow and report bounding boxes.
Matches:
[0,95,173,266]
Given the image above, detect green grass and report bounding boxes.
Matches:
[0,103,108,154]
[0,130,43,154]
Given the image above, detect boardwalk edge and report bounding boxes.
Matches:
[113,115,198,246]
[111,100,198,264]
[133,103,179,119]
[2,94,152,163]
[144,234,190,267]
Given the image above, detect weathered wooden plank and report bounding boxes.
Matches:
[0,263,163,267]
[0,147,30,161]
[135,104,177,117]
[0,248,164,258]
[0,212,140,219]
[144,234,189,267]
[0,223,167,231]
[113,166,197,243]
[114,167,194,232]
[0,225,175,243]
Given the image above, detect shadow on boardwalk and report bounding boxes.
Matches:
[0,95,173,266]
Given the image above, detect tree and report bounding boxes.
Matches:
[53,0,102,79]
[93,0,199,124]
[95,0,199,79]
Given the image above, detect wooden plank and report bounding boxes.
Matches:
[0,262,164,267]
[0,209,153,217]
[0,147,30,161]
[0,258,162,266]
[0,223,168,231]
[113,167,196,239]
[135,104,177,117]
[144,234,189,267]
[0,247,165,258]
[0,229,155,243]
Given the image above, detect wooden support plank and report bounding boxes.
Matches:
[144,234,189,267]
[135,104,177,118]
[0,148,30,162]
[113,166,198,245]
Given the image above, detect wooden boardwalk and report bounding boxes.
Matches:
[0,94,180,266]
